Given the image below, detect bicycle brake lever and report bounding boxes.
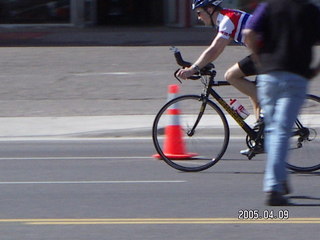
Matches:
[247,151,255,160]
[174,69,182,83]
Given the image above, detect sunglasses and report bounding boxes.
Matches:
[197,10,205,16]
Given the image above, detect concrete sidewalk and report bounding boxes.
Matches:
[0,115,255,139]
[0,115,153,138]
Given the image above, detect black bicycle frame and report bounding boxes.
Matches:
[205,76,258,140]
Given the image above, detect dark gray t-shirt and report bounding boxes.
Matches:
[246,0,320,78]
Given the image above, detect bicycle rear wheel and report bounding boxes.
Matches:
[152,95,230,172]
[287,94,320,172]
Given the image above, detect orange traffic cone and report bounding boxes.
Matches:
[153,84,197,160]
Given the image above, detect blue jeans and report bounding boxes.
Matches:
[257,71,308,193]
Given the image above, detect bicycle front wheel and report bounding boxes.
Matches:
[152,95,230,172]
[287,94,320,172]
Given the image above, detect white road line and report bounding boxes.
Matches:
[72,71,165,77]
[0,180,186,185]
[0,135,245,142]
[73,72,133,76]
[0,156,150,161]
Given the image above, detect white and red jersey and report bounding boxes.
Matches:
[216,9,252,45]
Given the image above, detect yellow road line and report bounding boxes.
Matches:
[0,218,320,225]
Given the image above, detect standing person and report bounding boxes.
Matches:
[177,0,261,125]
[244,0,320,205]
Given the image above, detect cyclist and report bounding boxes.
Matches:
[177,0,260,123]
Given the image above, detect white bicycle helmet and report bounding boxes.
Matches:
[192,0,223,10]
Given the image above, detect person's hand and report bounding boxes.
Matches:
[176,67,197,80]
[314,64,320,77]
[310,63,320,78]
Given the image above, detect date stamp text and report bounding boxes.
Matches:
[238,209,289,220]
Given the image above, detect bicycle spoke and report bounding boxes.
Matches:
[287,95,320,172]
[153,95,229,172]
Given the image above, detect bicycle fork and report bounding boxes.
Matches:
[187,95,208,137]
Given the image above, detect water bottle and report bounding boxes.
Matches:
[229,99,250,119]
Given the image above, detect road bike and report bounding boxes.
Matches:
[152,47,320,172]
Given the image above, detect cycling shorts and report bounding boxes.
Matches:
[238,55,257,76]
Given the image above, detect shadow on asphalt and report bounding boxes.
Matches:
[289,196,320,206]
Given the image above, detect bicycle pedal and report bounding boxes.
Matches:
[247,151,255,160]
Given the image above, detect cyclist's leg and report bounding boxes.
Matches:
[225,55,260,119]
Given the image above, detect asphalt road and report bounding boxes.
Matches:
[0,138,319,240]
[1,46,320,118]
[0,41,320,239]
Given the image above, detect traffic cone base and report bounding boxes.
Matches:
[153,125,198,160]
[152,152,198,160]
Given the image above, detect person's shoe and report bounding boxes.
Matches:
[282,181,291,195]
[266,191,289,206]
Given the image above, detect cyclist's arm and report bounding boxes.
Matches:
[193,36,232,69]
[177,36,231,79]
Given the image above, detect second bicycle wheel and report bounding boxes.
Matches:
[287,94,320,172]
[152,95,230,172]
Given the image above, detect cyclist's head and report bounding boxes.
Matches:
[192,0,223,10]
[192,0,223,27]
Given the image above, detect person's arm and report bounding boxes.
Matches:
[243,29,260,55]
[177,36,231,79]
[311,5,320,78]
[242,2,268,62]
[313,63,320,77]
[242,29,261,64]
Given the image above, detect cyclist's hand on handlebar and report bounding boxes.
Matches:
[176,67,198,80]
